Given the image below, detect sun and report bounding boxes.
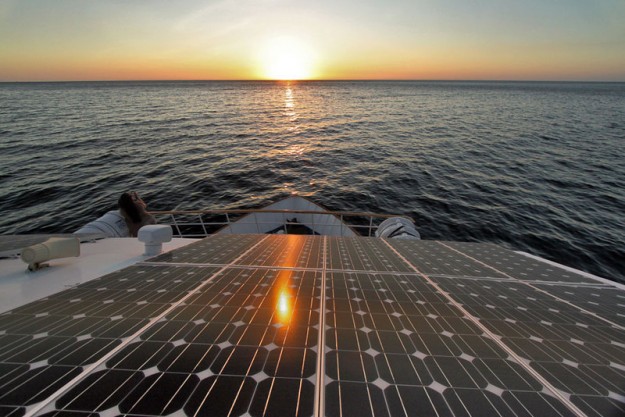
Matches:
[259,36,316,80]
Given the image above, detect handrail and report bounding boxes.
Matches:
[150,208,410,219]
[148,208,413,238]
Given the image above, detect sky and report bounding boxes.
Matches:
[0,0,624,81]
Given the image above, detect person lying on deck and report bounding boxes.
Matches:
[74,191,156,237]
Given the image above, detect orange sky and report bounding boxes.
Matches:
[1,0,624,81]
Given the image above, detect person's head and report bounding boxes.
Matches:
[118,192,142,223]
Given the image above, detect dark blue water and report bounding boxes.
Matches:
[1,81,624,282]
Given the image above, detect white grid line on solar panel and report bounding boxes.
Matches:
[444,285,594,331]
[141,234,320,271]
[464,308,625,401]
[327,271,503,347]
[433,276,616,295]
[438,242,625,331]
[425,273,617,288]
[325,384,575,417]
[503,340,625,405]
[419,274,516,282]
[144,262,327,276]
[516,251,625,291]
[518,281,616,289]
[381,239,587,417]
[531,360,624,396]
[47,365,316,417]
[145,234,263,265]
[325,274,390,416]
[436,283,586,315]
[323,271,577,417]
[386,240,510,278]
[440,277,615,301]
[327,273,451,313]
[2,300,169,326]
[235,234,324,269]
[139,261,440,280]
[326,237,415,273]
[0,266,218,413]
[45,267,322,416]
[156,268,320,345]
[234,235,302,266]
[574,396,625,417]
[0,265,216,338]
[23,235,272,417]
[313,235,328,417]
[439,241,600,284]
[160,264,312,410]
[531,283,625,321]
[433,279,622,333]
[16,269,215,311]
[456,295,625,415]
[0,364,84,411]
[487,318,625,360]
[305,235,325,271]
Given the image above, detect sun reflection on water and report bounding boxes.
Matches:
[285,87,294,108]
[284,84,297,122]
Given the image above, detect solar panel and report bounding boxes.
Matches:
[235,235,324,269]
[437,241,601,284]
[47,266,321,417]
[146,234,263,265]
[326,237,414,273]
[0,234,623,417]
[324,270,575,417]
[432,276,625,417]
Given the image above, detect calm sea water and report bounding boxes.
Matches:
[1,81,624,282]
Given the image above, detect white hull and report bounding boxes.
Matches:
[217,196,358,236]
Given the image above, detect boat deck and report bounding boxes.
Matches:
[1,234,624,417]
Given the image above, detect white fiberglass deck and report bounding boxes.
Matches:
[0,234,623,417]
[0,237,198,315]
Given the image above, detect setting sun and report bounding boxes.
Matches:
[259,36,316,80]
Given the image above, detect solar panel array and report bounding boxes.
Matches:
[0,234,624,417]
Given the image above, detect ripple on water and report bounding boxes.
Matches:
[0,81,624,282]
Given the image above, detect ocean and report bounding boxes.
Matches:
[1,81,624,282]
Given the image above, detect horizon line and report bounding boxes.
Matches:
[1,78,625,84]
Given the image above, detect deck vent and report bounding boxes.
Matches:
[138,225,173,256]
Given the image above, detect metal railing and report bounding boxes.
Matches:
[149,208,413,238]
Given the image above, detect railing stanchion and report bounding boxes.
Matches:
[171,214,182,237]
[368,216,374,237]
[225,213,231,234]
[199,214,208,236]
